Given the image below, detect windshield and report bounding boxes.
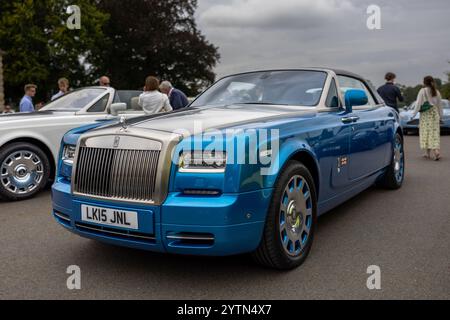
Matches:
[191,70,328,107]
[41,88,107,111]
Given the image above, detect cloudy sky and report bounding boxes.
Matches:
[196,0,450,87]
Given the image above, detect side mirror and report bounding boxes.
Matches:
[344,89,368,113]
[109,103,127,116]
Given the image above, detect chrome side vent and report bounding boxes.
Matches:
[166,232,215,247]
[74,147,160,202]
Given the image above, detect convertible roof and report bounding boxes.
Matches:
[330,69,365,81]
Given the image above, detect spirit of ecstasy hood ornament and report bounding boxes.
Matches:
[119,116,128,131]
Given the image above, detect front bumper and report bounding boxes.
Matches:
[52,180,273,256]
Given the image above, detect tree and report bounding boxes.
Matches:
[0,0,109,103]
[399,71,450,106]
[97,0,220,96]
[442,78,450,100]
[440,61,450,100]
[399,84,422,106]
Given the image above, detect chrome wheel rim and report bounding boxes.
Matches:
[279,175,313,257]
[1,150,44,195]
[393,137,404,183]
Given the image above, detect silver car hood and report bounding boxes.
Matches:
[400,109,419,120]
[0,111,75,123]
[130,104,316,134]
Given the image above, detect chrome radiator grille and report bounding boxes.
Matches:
[74,147,160,202]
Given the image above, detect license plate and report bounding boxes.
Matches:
[81,205,138,230]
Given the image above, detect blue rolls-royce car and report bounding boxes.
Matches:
[52,69,405,269]
[400,99,450,134]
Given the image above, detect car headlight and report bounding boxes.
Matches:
[62,145,76,165]
[178,151,227,173]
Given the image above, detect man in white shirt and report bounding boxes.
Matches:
[51,78,70,101]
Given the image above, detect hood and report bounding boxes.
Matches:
[0,110,74,122]
[63,120,118,145]
[399,109,419,120]
[127,104,316,135]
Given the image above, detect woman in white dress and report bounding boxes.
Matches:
[411,76,443,161]
[138,76,173,115]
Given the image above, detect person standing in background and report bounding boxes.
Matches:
[51,78,70,101]
[19,84,37,113]
[1,104,14,114]
[377,72,404,112]
[99,76,111,87]
[411,76,443,161]
[159,81,189,110]
[138,76,173,115]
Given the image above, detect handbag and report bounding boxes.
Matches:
[419,90,434,113]
[419,101,433,113]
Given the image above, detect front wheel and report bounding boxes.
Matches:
[0,143,51,201]
[252,161,317,270]
[378,133,405,190]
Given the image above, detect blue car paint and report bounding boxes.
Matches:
[53,179,271,255]
[52,106,400,256]
[52,73,403,257]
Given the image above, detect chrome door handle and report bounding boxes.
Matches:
[342,116,360,124]
[341,117,353,124]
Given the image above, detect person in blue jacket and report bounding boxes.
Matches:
[377,72,404,112]
[159,81,189,110]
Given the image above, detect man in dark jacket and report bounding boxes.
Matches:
[377,72,404,112]
[160,81,189,110]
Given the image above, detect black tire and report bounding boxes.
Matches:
[378,133,405,190]
[0,142,51,201]
[252,161,317,270]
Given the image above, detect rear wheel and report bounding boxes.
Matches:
[252,161,317,270]
[379,133,405,190]
[0,143,51,201]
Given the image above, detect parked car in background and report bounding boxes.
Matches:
[52,69,404,270]
[400,99,450,134]
[0,87,145,201]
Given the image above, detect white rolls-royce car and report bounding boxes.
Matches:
[0,87,146,201]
